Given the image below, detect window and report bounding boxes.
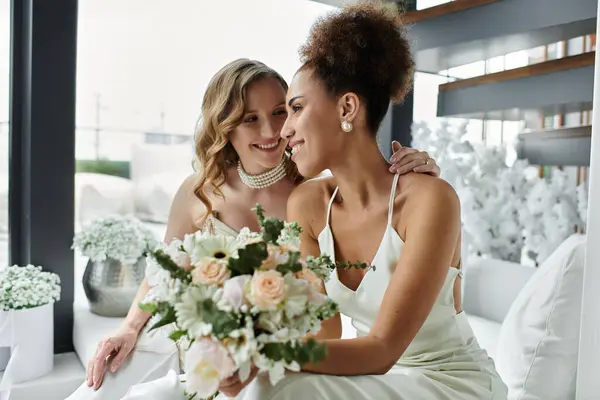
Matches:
[413,71,447,122]
[0,1,9,267]
[417,0,452,10]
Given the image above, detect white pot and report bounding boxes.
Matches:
[0,303,54,389]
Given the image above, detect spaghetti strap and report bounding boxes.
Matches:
[325,187,339,227]
[387,174,400,225]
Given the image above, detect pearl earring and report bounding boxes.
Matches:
[341,120,353,132]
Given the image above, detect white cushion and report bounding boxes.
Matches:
[130,143,193,183]
[465,314,502,360]
[130,143,194,223]
[75,173,135,227]
[134,171,189,223]
[495,234,586,400]
[462,257,535,323]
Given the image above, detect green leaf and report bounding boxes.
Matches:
[252,204,285,244]
[200,299,240,338]
[148,305,176,332]
[138,302,157,314]
[336,260,375,271]
[152,249,191,282]
[260,338,328,366]
[169,329,186,341]
[228,242,268,276]
[276,251,303,275]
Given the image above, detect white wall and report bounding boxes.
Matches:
[576,3,600,399]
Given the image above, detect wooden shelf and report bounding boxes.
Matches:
[439,52,596,91]
[403,0,501,23]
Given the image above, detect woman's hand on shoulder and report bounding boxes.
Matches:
[389,141,440,177]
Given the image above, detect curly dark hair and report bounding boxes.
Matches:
[299,0,414,133]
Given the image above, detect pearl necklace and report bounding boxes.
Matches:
[237,155,288,189]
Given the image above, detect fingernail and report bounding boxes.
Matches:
[111,365,117,372]
[389,167,396,173]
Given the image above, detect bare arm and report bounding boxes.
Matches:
[88,174,202,388]
[287,182,342,340]
[302,180,461,375]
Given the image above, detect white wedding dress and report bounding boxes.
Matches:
[118,174,508,400]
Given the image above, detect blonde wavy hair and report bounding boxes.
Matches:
[193,59,301,221]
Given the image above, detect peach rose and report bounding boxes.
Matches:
[192,258,231,286]
[259,244,291,270]
[250,270,287,310]
[295,267,323,292]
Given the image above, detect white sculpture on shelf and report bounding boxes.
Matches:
[411,119,588,265]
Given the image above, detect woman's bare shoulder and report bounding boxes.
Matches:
[398,173,458,204]
[289,175,336,210]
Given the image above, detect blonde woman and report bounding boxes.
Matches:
[65,58,440,400]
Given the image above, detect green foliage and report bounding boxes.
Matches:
[169,330,186,341]
[228,242,268,276]
[261,338,328,366]
[148,301,177,331]
[152,249,191,282]
[200,299,240,338]
[253,204,285,244]
[336,260,376,272]
[76,159,130,179]
[276,251,303,275]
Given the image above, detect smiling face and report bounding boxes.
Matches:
[282,68,351,177]
[228,76,289,174]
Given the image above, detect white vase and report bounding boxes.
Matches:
[0,303,54,390]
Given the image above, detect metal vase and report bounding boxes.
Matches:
[82,257,146,317]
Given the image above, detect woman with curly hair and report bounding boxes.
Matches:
[66,33,440,400]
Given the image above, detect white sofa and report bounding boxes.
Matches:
[463,234,586,400]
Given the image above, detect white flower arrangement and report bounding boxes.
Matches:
[141,205,345,399]
[0,265,61,311]
[412,119,589,265]
[520,169,584,264]
[72,215,158,265]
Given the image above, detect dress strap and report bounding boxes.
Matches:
[387,174,400,225]
[326,187,339,226]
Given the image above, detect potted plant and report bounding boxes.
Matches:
[72,215,158,317]
[0,265,60,387]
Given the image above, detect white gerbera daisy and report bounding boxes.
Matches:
[175,285,220,338]
[190,235,240,265]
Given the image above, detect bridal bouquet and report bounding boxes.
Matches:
[140,206,340,399]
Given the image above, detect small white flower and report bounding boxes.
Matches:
[72,215,158,265]
[0,265,61,311]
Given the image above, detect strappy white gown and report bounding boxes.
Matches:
[119,174,508,399]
